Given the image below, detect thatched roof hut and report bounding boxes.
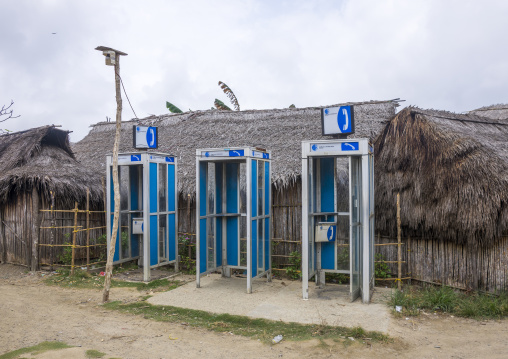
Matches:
[0,126,102,206]
[375,107,508,246]
[0,126,104,268]
[469,103,508,121]
[74,100,399,196]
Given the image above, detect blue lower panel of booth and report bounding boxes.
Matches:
[131,234,139,258]
[168,214,176,262]
[226,217,238,266]
[150,215,158,266]
[199,219,207,274]
[252,219,257,277]
[321,242,335,270]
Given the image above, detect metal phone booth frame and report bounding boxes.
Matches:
[195,147,272,294]
[106,152,178,282]
[301,139,374,303]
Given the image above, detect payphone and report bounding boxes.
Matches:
[195,147,272,293]
[106,152,178,282]
[301,139,374,303]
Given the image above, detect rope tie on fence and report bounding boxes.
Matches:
[178,232,196,236]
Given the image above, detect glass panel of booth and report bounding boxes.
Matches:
[158,163,167,212]
[239,163,247,266]
[350,156,361,301]
[159,214,168,261]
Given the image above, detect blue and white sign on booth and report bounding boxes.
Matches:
[133,125,158,149]
[321,105,355,136]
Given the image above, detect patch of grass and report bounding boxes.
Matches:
[103,300,389,345]
[420,285,457,312]
[85,349,106,358]
[389,285,508,319]
[0,341,71,359]
[44,271,180,292]
[455,292,508,319]
[389,287,420,316]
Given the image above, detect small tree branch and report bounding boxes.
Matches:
[0,100,20,123]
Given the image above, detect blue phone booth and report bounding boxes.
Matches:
[301,139,374,303]
[195,147,272,293]
[106,152,178,281]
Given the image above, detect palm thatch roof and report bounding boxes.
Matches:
[0,126,103,206]
[375,107,508,246]
[74,100,398,195]
[469,103,508,120]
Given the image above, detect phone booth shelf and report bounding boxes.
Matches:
[301,138,375,303]
[196,147,272,294]
[106,152,178,282]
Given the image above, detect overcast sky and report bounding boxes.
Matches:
[1,0,507,142]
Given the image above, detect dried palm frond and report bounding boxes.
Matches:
[218,81,240,111]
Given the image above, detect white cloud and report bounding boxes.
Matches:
[1,0,507,142]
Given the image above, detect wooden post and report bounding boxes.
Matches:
[408,236,411,285]
[50,192,55,271]
[397,193,402,290]
[102,48,124,303]
[86,188,90,271]
[187,194,191,260]
[1,207,5,264]
[31,187,40,271]
[71,201,78,275]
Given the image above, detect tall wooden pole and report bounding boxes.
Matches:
[103,52,123,303]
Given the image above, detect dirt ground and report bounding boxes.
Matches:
[1,264,507,359]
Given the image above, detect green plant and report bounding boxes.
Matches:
[389,287,420,316]
[421,285,458,312]
[286,251,302,280]
[178,235,196,274]
[93,234,108,263]
[58,233,73,265]
[326,273,350,284]
[336,247,349,270]
[389,285,508,319]
[166,101,183,113]
[120,231,129,250]
[375,253,391,282]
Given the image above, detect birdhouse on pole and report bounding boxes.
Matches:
[95,46,128,66]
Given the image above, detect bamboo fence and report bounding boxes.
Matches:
[38,190,107,273]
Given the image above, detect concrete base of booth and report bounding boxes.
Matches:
[148,273,392,333]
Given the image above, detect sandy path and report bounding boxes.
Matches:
[1,264,507,358]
